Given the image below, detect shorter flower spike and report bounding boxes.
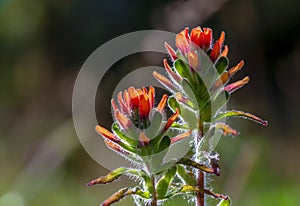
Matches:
[224,76,250,94]
[95,125,119,142]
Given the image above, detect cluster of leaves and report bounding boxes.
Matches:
[88,26,267,206]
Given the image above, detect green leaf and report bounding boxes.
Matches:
[156,166,177,198]
[145,109,164,139]
[177,158,217,175]
[181,79,198,108]
[168,96,198,129]
[217,197,232,206]
[215,57,229,75]
[157,136,171,153]
[112,123,138,147]
[176,165,196,185]
[87,167,150,187]
[194,72,211,110]
[174,59,194,83]
[101,187,151,206]
[213,110,268,126]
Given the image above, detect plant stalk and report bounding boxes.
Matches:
[196,116,204,206]
[151,174,157,206]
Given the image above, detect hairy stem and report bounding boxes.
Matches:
[196,117,204,206]
[151,174,157,206]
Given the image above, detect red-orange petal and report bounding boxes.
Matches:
[114,110,132,130]
[139,93,150,118]
[179,27,190,40]
[224,76,250,93]
[111,99,119,112]
[176,33,189,56]
[148,86,155,109]
[164,108,179,131]
[228,60,244,77]
[201,28,212,49]
[128,87,139,109]
[163,59,182,82]
[218,31,225,47]
[118,92,130,114]
[171,130,192,144]
[210,41,221,63]
[221,45,229,57]
[157,94,168,113]
[165,42,177,61]
[188,50,200,70]
[139,132,150,147]
[104,139,129,155]
[153,71,177,92]
[190,26,202,47]
[95,125,119,142]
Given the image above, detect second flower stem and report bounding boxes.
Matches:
[196,116,205,206]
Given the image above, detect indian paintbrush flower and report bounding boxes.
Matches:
[89,26,267,206]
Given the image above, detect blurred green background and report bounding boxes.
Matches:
[1,0,300,205]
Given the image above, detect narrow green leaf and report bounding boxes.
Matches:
[101,187,151,206]
[157,136,171,153]
[156,166,177,198]
[176,165,196,185]
[217,197,232,206]
[145,109,164,139]
[112,123,138,147]
[215,57,229,75]
[87,167,150,187]
[213,110,268,126]
[181,79,198,108]
[174,59,194,83]
[175,185,228,200]
[177,158,217,175]
[194,72,211,110]
[168,96,198,129]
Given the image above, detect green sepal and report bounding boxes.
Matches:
[145,109,164,139]
[215,56,229,75]
[168,96,198,129]
[211,90,230,113]
[156,166,177,198]
[174,59,194,83]
[112,123,138,147]
[213,110,268,126]
[217,197,232,206]
[181,79,198,108]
